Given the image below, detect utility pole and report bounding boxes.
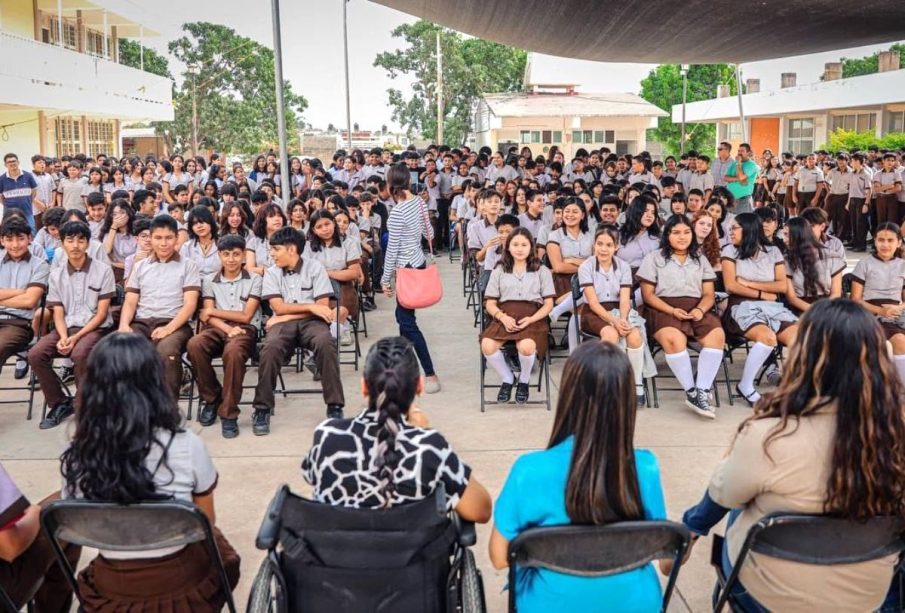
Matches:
[680,64,689,155]
[342,0,353,151]
[436,31,443,145]
[188,63,199,156]
[735,64,748,143]
[271,0,290,197]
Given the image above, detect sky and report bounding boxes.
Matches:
[149,0,904,133]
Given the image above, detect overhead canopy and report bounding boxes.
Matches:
[370,0,905,64]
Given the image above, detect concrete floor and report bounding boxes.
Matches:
[0,257,763,612]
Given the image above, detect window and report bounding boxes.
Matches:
[542,130,552,144]
[40,13,78,50]
[718,121,744,141]
[593,131,604,143]
[531,131,541,144]
[830,112,876,133]
[786,117,815,155]
[54,117,82,157]
[886,110,905,134]
[520,130,530,143]
[604,130,615,143]
[86,120,115,158]
[572,130,583,143]
[583,130,593,143]
[552,131,562,143]
[85,30,112,58]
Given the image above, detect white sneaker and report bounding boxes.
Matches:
[339,326,353,346]
[424,376,441,394]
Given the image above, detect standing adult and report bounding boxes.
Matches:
[0,153,40,230]
[711,142,733,188]
[724,143,758,214]
[381,163,441,394]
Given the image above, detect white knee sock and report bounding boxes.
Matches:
[329,322,339,338]
[518,353,536,383]
[665,350,695,392]
[895,355,905,385]
[696,348,724,392]
[486,350,514,384]
[626,345,645,392]
[550,295,574,320]
[567,317,580,354]
[738,342,774,399]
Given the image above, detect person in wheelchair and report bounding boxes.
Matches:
[577,225,651,406]
[59,333,240,611]
[677,300,905,613]
[638,214,725,419]
[489,342,667,612]
[302,336,492,519]
[480,228,554,404]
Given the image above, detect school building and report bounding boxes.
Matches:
[473,84,667,159]
[672,52,905,156]
[0,0,174,159]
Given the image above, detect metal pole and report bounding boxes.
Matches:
[342,0,353,151]
[436,31,443,145]
[102,9,108,59]
[191,73,199,156]
[139,25,144,70]
[57,0,63,47]
[735,64,748,143]
[271,0,291,197]
[680,64,688,155]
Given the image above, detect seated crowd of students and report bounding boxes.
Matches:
[1,142,905,611]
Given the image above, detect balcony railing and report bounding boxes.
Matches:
[0,31,173,121]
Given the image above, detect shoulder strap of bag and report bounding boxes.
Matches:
[415,196,434,260]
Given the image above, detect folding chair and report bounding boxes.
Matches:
[646,338,732,408]
[507,521,691,612]
[0,293,48,421]
[248,485,486,613]
[711,513,905,613]
[0,582,34,613]
[332,279,361,371]
[40,499,237,613]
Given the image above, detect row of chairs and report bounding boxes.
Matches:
[7,490,904,612]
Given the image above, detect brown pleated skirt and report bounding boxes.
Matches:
[480,300,550,357]
[868,299,905,339]
[644,296,722,339]
[578,302,619,336]
[552,273,573,298]
[76,527,240,613]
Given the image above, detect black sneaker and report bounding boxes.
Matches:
[198,402,218,426]
[55,365,75,384]
[221,418,239,439]
[252,409,271,436]
[685,388,715,419]
[636,388,647,407]
[515,382,530,404]
[326,404,344,419]
[497,382,513,403]
[361,297,377,312]
[14,359,29,380]
[40,402,73,429]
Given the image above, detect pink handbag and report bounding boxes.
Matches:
[395,197,443,309]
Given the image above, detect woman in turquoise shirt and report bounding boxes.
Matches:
[489,341,667,613]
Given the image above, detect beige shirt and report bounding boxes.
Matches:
[708,406,897,613]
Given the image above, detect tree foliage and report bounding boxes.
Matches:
[640,64,738,158]
[838,44,905,79]
[821,129,905,153]
[154,22,307,155]
[118,39,171,79]
[374,20,526,145]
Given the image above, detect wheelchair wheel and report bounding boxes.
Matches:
[459,548,486,613]
[247,555,287,613]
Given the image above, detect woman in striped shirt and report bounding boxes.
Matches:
[381,163,441,393]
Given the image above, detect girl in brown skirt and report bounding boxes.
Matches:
[637,215,725,419]
[850,223,905,385]
[481,228,555,404]
[60,333,240,612]
[577,225,653,405]
[304,208,362,346]
[545,197,593,351]
[784,217,844,316]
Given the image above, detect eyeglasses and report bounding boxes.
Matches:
[729,225,742,232]
[138,232,151,240]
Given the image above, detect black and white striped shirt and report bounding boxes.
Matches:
[381,195,433,287]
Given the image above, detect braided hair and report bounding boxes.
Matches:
[364,337,421,508]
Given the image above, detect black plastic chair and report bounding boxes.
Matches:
[40,499,237,613]
[0,583,30,613]
[248,485,485,613]
[711,513,905,612]
[507,521,691,612]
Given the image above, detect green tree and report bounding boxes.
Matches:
[640,64,738,157]
[118,39,171,78]
[374,20,526,145]
[155,22,307,155]
[838,44,905,78]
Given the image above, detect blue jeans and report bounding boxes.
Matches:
[395,300,436,377]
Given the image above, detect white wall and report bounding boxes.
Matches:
[0,110,41,160]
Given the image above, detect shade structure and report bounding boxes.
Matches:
[370,0,905,64]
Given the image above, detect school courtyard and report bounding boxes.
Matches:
[1,257,780,612]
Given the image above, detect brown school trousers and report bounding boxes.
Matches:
[186,325,257,419]
[28,327,107,410]
[253,317,344,410]
[824,193,850,241]
[0,319,33,370]
[877,193,899,225]
[130,318,193,398]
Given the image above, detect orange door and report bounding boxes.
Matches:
[750,118,780,157]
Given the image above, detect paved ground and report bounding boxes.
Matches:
[0,257,768,612]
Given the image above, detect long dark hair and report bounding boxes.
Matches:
[306,208,341,252]
[386,162,412,202]
[659,214,702,261]
[252,203,287,240]
[734,212,768,260]
[186,205,219,242]
[619,195,660,245]
[500,227,541,273]
[363,337,421,509]
[785,217,826,297]
[548,342,643,524]
[60,333,182,503]
[743,300,905,519]
[99,199,135,236]
[219,201,250,238]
